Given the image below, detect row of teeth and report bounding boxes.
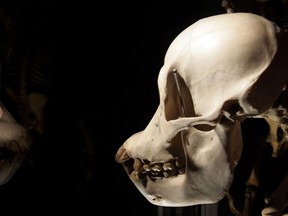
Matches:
[131,158,185,181]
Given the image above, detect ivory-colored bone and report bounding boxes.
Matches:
[115,12,288,207]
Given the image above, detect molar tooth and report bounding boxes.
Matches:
[163,172,169,178]
[175,160,185,168]
[149,173,163,180]
[150,176,162,180]
[163,162,176,171]
[163,169,178,177]
[151,170,160,175]
[178,166,186,174]
[151,163,163,172]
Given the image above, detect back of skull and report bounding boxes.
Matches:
[159,12,288,117]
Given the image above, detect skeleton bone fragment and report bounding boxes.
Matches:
[0,104,31,185]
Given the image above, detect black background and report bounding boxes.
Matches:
[0,1,240,215]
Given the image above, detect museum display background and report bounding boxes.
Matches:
[0,0,274,215]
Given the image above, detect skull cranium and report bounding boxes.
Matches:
[115,12,288,207]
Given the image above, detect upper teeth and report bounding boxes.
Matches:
[131,158,185,181]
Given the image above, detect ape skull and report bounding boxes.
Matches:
[115,12,288,207]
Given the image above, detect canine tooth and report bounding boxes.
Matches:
[131,170,147,180]
[133,158,142,171]
[131,171,139,180]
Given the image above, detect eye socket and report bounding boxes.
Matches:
[164,69,196,121]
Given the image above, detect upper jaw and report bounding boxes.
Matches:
[115,124,234,207]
